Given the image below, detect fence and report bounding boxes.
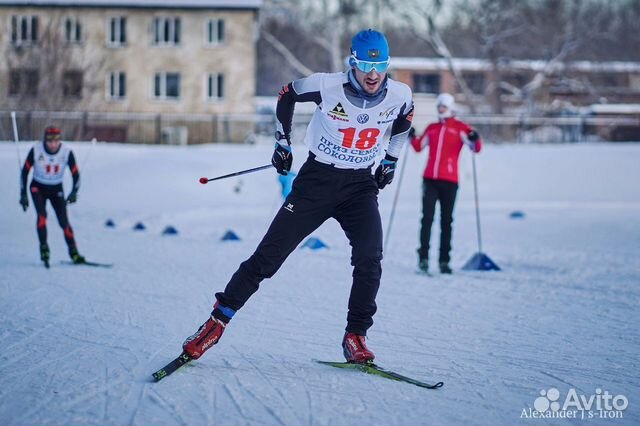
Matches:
[0,111,275,145]
[1,110,639,144]
[463,114,640,143]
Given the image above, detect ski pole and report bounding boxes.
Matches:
[82,137,98,168]
[384,140,411,254]
[10,111,22,169]
[199,164,273,184]
[470,151,483,254]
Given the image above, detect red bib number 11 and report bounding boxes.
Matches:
[45,164,60,174]
[338,127,380,150]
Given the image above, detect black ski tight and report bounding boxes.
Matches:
[30,181,77,250]
[418,178,458,264]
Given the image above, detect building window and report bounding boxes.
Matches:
[500,73,530,95]
[108,17,127,45]
[63,70,83,98]
[154,72,180,99]
[413,73,440,94]
[153,17,181,45]
[11,15,39,45]
[107,71,126,99]
[9,69,39,96]
[207,73,225,100]
[206,19,225,45]
[64,17,82,43]
[588,72,621,89]
[462,73,485,94]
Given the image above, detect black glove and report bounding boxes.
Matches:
[408,127,416,139]
[19,191,29,211]
[66,189,78,204]
[467,130,480,152]
[374,154,398,190]
[271,143,292,176]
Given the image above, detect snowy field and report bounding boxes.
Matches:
[0,140,639,426]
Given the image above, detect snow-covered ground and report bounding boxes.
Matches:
[0,140,638,426]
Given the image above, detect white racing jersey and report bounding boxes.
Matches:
[292,72,413,169]
[32,142,72,185]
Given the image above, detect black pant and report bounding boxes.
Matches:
[216,156,382,335]
[418,178,458,264]
[30,181,77,251]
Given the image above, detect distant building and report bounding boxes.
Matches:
[391,57,640,111]
[0,0,262,143]
[390,57,640,142]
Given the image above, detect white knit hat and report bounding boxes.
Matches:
[436,93,455,111]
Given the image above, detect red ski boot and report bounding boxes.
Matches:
[342,332,375,363]
[183,315,227,360]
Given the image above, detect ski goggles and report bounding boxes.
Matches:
[350,55,390,73]
[45,134,61,141]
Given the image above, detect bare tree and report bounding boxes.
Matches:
[494,0,581,113]
[471,0,526,113]
[261,30,314,76]
[394,0,480,112]
[259,0,388,78]
[257,0,639,109]
[7,12,104,133]
[442,0,618,113]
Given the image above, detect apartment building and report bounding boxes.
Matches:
[0,0,262,142]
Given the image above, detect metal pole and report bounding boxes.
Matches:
[10,111,22,169]
[82,137,98,167]
[384,142,411,254]
[200,164,273,184]
[471,152,483,254]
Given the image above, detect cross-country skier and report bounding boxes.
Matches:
[19,126,85,268]
[410,93,483,274]
[182,29,414,364]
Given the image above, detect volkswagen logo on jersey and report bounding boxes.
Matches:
[357,114,369,124]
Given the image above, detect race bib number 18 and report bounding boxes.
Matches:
[338,127,380,150]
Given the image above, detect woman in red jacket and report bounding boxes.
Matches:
[410,93,482,274]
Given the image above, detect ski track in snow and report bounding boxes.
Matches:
[0,142,639,426]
